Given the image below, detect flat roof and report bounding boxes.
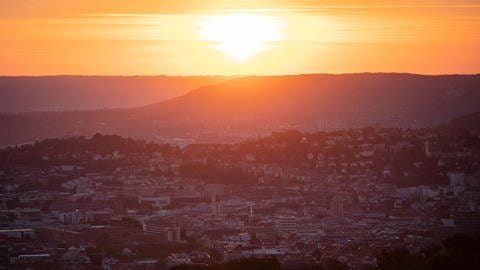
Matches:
[18,254,50,258]
[0,229,33,233]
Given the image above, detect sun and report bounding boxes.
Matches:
[198,13,285,62]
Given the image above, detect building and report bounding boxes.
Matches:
[330,195,344,218]
[0,229,34,239]
[138,195,171,208]
[275,215,297,238]
[142,218,182,242]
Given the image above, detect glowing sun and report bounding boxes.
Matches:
[198,13,285,61]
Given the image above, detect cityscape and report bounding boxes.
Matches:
[1,0,480,269]
[1,120,479,269]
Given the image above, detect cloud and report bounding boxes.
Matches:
[3,0,480,18]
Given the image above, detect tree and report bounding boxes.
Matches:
[324,258,348,270]
[6,196,21,209]
[223,257,281,270]
[443,233,480,253]
[376,249,424,270]
[311,248,322,261]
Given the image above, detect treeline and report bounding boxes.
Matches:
[2,129,479,186]
[0,133,179,165]
[370,233,480,270]
[4,133,178,155]
[179,161,254,185]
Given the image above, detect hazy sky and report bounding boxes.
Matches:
[1,0,480,75]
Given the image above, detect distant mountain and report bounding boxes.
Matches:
[140,73,480,124]
[0,76,230,112]
[0,73,479,146]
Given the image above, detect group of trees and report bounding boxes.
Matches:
[170,234,480,270]
[0,133,179,166]
[179,161,254,185]
[169,257,347,270]
[373,233,480,270]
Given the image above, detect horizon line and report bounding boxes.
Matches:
[1,72,480,78]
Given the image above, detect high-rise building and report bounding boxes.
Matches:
[142,218,181,242]
[276,215,297,238]
[330,195,344,218]
[211,193,221,216]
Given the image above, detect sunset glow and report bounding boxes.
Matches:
[198,14,285,61]
[1,1,480,75]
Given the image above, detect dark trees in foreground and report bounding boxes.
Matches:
[169,234,480,270]
[370,233,480,270]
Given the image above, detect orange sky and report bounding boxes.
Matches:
[1,0,480,75]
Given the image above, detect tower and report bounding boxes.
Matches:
[302,200,307,217]
[425,140,431,157]
[247,202,255,223]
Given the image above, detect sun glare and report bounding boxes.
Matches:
[198,13,285,61]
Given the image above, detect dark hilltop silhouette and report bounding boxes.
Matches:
[0,73,479,146]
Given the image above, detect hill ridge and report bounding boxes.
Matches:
[0,73,479,146]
